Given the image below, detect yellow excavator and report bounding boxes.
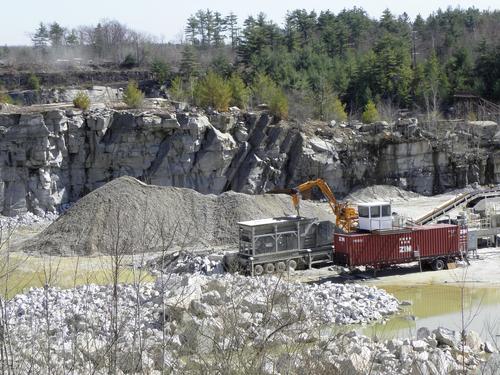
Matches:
[270,179,358,232]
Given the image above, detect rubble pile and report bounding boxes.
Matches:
[0,211,58,229]
[148,251,225,275]
[3,274,493,374]
[25,176,332,255]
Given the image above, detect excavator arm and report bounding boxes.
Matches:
[287,179,358,232]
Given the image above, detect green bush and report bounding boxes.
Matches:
[0,92,13,104]
[251,73,288,120]
[268,90,289,120]
[195,71,231,111]
[361,100,380,124]
[169,76,187,102]
[332,97,348,122]
[151,60,171,84]
[27,73,41,91]
[123,81,144,108]
[228,74,249,109]
[73,91,91,110]
[121,54,136,69]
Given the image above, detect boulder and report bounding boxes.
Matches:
[434,327,461,348]
[465,330,482,352]
[484,341,497,354]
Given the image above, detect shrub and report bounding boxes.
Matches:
[228,74,249,109]
[195,71,231,112]
[169,76,187,102]
[151,59,171,84]
[331,97,348,122]
[251,73,288,120]
[73,91,91,110]
[121,54,136,69]
[27,73,41,91]
[123,81,144,108]
[0,92,13,104]
[361,100,380,124]
[268,90,289,120]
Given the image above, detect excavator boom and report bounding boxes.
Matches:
[280,179,358,232]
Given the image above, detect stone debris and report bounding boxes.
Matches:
[346,184,422,203]
[0,211,58,229]
[25,176,332,255]
[2,274,490,374]
[148,251,225,275]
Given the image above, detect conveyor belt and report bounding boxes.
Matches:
[414,186,500,225]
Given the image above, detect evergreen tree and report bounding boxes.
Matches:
[228,74,250,109]
[66,30,79,46]
[362,99,380,123]
[225,13,239,48]
[185,16,199,45]
[151,60,171,84]
[180,45,199,79]
[32,23,49,48]
[212,12,227,47]
[49,22,65,46]
[195,71,232,111]
[195,10,208,46]
[92,23,105,58]
[210,53,233,78]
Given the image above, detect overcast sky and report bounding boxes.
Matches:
[1,0,498,45]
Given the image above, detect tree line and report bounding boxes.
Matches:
[2,7,500,122]
[173,7,500,121]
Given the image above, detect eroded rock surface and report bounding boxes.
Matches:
[0,108,498,216]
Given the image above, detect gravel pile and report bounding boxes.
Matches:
[346,185,421,203]
[3,274,491,374]
[25,176,333,255]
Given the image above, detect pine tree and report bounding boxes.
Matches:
[361,99,380,123]
[32,23,49,48]
[66,30,79,46]
[93,23,105,58]
[195,10,208,46]
[185,16,199,45]
[49,22,65,46]
[226,13,239,48]
[213,12,227,47]
[195,71,231,111]
[228,74,250,109]
[180,45,199,79]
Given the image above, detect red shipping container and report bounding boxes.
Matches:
[334,224,467,269]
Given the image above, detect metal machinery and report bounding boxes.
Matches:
[357,201,393,231]
[225,216,334,276]
[273,179,358,233]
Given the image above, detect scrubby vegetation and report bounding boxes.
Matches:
[194,71,231,111]
[72,91,91,110]
[27,73,40,90]
[0,91,13,104]
[123,81,144,108]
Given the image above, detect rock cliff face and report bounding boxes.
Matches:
[0,108,498,216]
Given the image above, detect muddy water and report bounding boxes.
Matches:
[364,284,500,345]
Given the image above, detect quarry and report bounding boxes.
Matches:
[2,7,500,370]
[0,93,499,375]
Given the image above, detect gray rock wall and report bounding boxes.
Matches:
[0,108,498,216]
